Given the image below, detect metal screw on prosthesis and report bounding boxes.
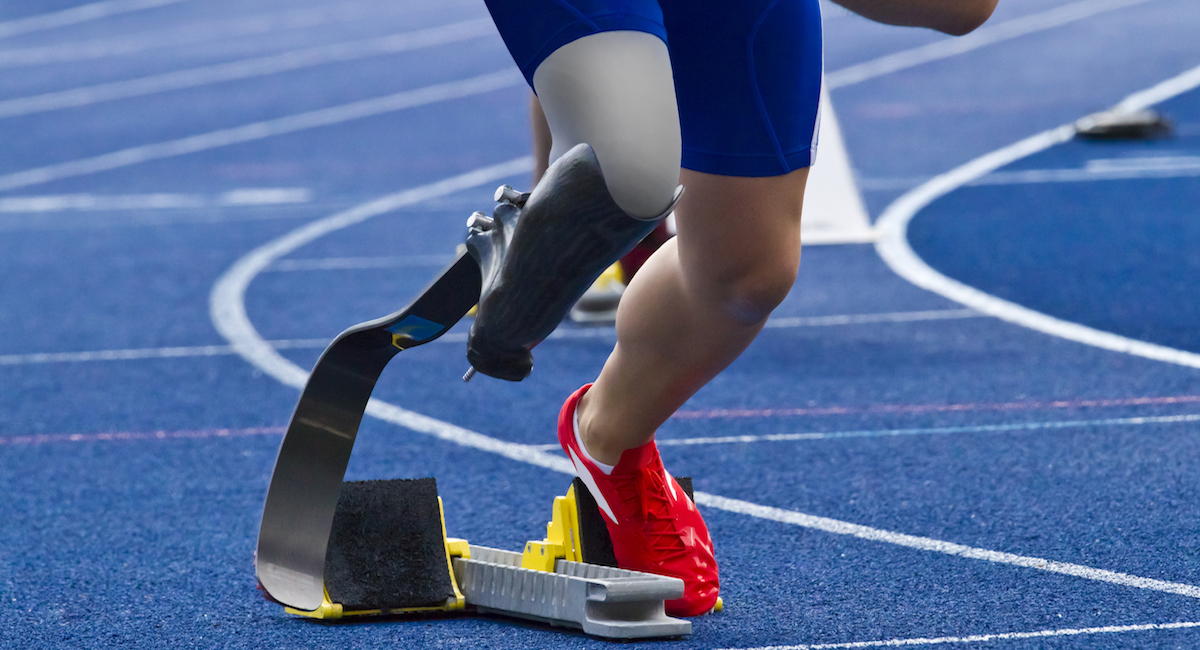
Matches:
[494,184,529,206]
[467,211,494,233]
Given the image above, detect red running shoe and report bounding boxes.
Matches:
[558,384,720,616]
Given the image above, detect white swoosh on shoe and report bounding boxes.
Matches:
[569,447,619,524]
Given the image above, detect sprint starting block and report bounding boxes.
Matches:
[263,477,693,639]
[253,186,704,639]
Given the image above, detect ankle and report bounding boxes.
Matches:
[577,390,630,467]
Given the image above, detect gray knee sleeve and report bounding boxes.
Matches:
[532,31,681,218]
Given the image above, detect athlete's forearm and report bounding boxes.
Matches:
[830,0,998,35]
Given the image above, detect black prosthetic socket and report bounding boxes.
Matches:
[465,143,681,381]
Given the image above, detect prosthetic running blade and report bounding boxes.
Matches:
[255,250,481,612]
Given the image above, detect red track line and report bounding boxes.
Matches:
[0,425,285,445]
[671,395,1200,420]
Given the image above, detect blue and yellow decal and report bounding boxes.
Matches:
[387,315,446,349]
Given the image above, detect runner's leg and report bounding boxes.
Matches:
[578,167,810,464]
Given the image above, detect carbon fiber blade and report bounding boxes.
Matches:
[256,250,481,611]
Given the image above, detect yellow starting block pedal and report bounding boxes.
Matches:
[521,478,722,614]
[521,479,619,570]
[521,482,584,571]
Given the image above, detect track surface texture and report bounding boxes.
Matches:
[1,0,1198,648]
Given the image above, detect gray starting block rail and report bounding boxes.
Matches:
[456,545,691,639]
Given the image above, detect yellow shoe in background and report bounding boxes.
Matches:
[569,263,625,324]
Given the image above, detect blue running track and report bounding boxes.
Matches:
[1,0,1198,648]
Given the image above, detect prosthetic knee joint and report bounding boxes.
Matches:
[465,143,681,381]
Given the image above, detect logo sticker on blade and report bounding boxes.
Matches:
[387,314,445,348]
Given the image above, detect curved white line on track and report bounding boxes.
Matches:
[210,156,529,383]
[0,69,524,193]
[210,161,1200,603]
[0,0,188,40]
[209,155,565,478]
[877,61,1200,370]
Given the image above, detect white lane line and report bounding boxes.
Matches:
[969,166,1200,185]
[268,254,453,271]
[0,310,979,366]
[826,0,1156,89]
[208,163,1200,604]
[0,0,1122,196]
[700,493,1200,599]
[0,189,311,212]
[641,414,1200,448]
[967,156,1200,185]
[0,69,524,193]
[1115,63,1200,113]
[0,344,237,365]
[530,413,1200,450]
[862,157,1200,190]
[0,0,189,40]
[0,206,323,232]
[219,188,312,206]
[523,309,982,337]
[0,338,325,365]
[875,62,1200,371]
[676,395,1200,421]
[714,620,1200,650]
[0,426,284,446]
[0,0,468,68]
[1086,155,1200,172]
[764,308,979,328]
[0,192,205,211]
[0,19,496,119]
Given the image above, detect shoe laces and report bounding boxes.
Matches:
[611,465,690,564]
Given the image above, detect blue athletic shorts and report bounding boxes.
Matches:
[484,0,823,177]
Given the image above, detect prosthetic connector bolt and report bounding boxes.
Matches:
[467,211,494,234]
[494,185,530,206]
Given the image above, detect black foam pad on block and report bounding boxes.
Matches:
[572,477,618,567]
[675,476,694,502]
[570,476,696,568]
[325,478,455,611]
